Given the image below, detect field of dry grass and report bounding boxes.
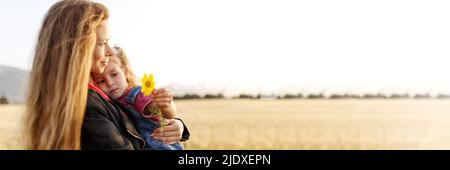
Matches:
[176,99,450,149]
[2,99,450,149]
[0,104,25,149]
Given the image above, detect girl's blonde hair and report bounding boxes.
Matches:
[111,46,138,88]
[25,0,109,150]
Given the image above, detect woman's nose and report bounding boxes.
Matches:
[105,44,114,57]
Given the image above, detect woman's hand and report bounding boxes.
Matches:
[151,118,184,144]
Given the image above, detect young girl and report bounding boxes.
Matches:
[92,46,183,150]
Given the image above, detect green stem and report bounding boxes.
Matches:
[147,106,165,129]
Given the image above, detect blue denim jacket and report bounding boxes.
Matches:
[124,86,183,150]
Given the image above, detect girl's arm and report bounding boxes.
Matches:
[129,86,175,119]
[160,101,177,119]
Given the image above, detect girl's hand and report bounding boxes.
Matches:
[151,88,173,109]
[150,119,184,144]
[150,88,177,119]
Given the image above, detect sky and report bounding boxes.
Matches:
[1,0,450,95]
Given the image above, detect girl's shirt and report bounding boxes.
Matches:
[117,86,161,122]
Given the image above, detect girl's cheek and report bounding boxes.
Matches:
[100,84,108,91]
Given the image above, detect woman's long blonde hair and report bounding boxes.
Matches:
[25,0,109,150]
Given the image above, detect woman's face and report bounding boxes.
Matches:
[91,21,113,74]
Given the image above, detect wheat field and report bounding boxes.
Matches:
[0,104,26,149]
[2,99,450,149]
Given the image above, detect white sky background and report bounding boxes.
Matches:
[1,0,450,95]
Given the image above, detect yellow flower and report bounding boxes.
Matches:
[141,73,155,96]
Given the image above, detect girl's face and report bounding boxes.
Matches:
[91,21,114,74]
[93,61,129,99]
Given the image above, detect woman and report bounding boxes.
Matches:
[25,0,188,150]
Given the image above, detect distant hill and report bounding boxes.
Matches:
[0,65,29,103]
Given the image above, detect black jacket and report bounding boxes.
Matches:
[81,89,189,150]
